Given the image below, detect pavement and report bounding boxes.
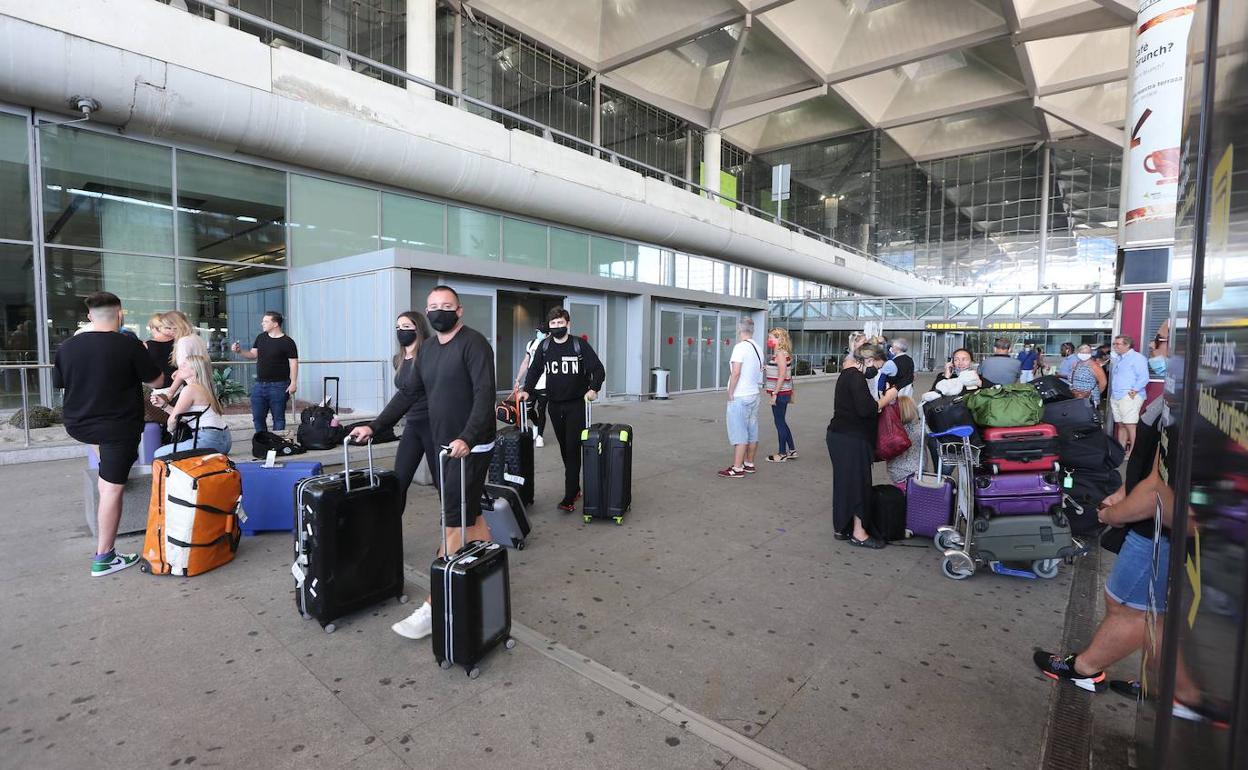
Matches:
[0,376,1109,769]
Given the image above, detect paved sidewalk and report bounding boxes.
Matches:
[0,378,1073,769]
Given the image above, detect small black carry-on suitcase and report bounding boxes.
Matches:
[432,451,515,678]
[581,401,633,524]
[293,437,407,633]
[482,482,531,550]
[488,397,535,506]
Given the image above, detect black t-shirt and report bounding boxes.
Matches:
[145,338,175,389]
[54,331,162,444]
[413,326,497,449]
[254,333,298,381]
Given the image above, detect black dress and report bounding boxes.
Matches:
[826,367,879,537]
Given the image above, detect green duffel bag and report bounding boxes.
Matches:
[965,384,1044,428]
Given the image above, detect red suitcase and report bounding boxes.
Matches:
[980,423,1060,474]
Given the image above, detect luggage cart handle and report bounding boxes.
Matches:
[438,448,468,558]
[341,435,376,493]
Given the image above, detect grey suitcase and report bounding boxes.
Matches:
[482,482,531,550]
[970,512,1079,564]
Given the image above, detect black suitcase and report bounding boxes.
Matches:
[1043,398,1101,429]
[293,438,406,632]
[581,402,633,524]
[1058,426,1125,471]
[482,482,531,550]
[582,420,611,521]
[431,452,514,678]
[488,405,535,505]
[1030,375,1073,404]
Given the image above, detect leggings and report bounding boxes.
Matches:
[771,393,795,454]
[393,417,438,511]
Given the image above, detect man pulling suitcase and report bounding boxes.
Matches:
[519,307,606,512]
[391,286,498,641]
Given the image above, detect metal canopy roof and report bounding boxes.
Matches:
[463,0,1133,158]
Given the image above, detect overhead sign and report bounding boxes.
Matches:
[770,164,791,202]
[1122,0,1197,245]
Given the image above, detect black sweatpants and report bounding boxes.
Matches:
[530,389,548,437]
[547,398,587,502]
[393,416,438,511]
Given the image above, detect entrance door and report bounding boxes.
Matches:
[450,281,496,354]
[699,313,718,390]
[681,312,699,391]
[564,293,605,391]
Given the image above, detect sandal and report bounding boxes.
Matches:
[849,536,885,549]
[765,453,788,463]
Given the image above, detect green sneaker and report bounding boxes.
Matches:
[91,552,139,577]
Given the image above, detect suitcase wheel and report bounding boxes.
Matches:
[139,563,150,574]
[505,638,517,650]
[583,515,593,523]
[324,623,336,634]
[439,659,452,670]
[612,516,623,525]
[467,667,481,680]
[515,540,525,550]
[398,594,409,604]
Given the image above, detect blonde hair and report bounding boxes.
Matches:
[767,328,793,356]
[896,395,918,425]
[161,311,198,366]
[182,355,224,416]
[147,313,165,331]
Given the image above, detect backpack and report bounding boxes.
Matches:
[1058,426,1125,471]
[1031,375,1073,404]
[1060,467,1122,536]
[297,403,344,450]
[965,384,1044,428]
[868,484,909,541]
[251,430,306,460]
[540,335,582,358]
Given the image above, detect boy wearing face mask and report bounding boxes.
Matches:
[519,308,606,511]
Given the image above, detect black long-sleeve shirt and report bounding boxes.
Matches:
[412,326,497,449]
[827,367,878,444]
[370,356,429,434]
[522,336,605,402]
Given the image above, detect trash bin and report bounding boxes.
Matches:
[650,367,671,399]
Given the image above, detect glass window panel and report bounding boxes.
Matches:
[501,218,548,268]
[176,151,286,265]
[288,175,378,266]
[658,309,681,388]
[381,193,445,252]
[0,244,37,409]
[0,113,30,241]
[178,260,286,363]
[44,248,175,352]
[636,246,666,285]
[41,126,173,254]
[447,207,500,261]
[687,257,715,292]
[590,236,635,279]
[606,294,628,395]
[549,228,588,273]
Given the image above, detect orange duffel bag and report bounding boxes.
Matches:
[141,449,242,577]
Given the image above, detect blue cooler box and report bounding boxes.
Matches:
[236,461,323,536]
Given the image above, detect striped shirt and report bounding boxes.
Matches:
[765,353,793,395]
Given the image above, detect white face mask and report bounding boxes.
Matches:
[1077,352,1092,361]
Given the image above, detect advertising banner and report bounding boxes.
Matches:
[1123,0,1197,245]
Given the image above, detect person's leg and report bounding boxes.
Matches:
[562,399,586,501]
[250,382,268,433]
[546,400,576,504]
[1073,595,1146,673]
[271,382,289,432]
[533,392,548,437]
[92,439,141,576]
[723,398,747,476]
[96,478,125,556]
[826,432,851,537]
[744,397,759,468]
[392,426,423,511]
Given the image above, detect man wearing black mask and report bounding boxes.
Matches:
[519,307,605,511]
[387,285,497,642]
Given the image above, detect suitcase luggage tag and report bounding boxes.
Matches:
[1062,470,1074,489]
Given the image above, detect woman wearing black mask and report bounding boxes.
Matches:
[825,344,892,548]
[348,311,437,504]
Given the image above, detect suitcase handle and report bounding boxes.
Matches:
[340,435,376,493]
[438,448,468,558]
[323,376,340,410]
[584,398,591,425]
[174,409,205,449]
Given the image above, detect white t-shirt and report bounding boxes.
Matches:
[729,338,764,399]
[524,337,547,390]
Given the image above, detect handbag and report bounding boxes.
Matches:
[875,401,911,461]
[495,392,521,425]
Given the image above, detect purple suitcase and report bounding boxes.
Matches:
[905,419,953,537]
[974,471,1062,517]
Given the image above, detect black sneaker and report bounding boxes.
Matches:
[1033,651,1107,693]
[1109,679,1140,700]
[1111,680,1230,727]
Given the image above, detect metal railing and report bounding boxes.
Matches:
[1,363,55,448]
[179,0,916,278]
[769,289,1117,327]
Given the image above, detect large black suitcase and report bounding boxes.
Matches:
[582,401,633,524]
[431,452,514,678]
[293,438,406,632]
[1043,398,1101,429]
[488,405,534,505]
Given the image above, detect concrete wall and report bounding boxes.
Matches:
[0,0,933,296]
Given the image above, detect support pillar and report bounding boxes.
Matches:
[406,0,437,98]
[1037,144,1051,289]
[703,129,722,199]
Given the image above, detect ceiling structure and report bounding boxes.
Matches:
[459,0,1134,161]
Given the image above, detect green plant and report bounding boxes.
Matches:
[212,367,249,406]
[795,359,812,376]
[9,405,55,430]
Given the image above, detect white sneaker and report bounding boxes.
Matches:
[535,435,544,448]
[392,602,433,640]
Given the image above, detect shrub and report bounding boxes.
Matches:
[212,367,249,405]
[9,405,56,430]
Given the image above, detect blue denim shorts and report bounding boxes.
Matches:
[1105,529,1170,612]
[726,395,759,445]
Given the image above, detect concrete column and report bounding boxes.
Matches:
[406,0,437,98]
[1037,144,1051,289]
[703,129,722,199]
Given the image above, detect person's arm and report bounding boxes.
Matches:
[1092,363,1107,393]
[582,340,606,399]
[287,357,299,394]
[1100,457,1168,526]
[848,372,879,418]
[877,385,897,410]
[164,383,204,431]
[521,343,545,396]
[726,361,742,401]
[514,352,531,391]
[1133,355,1150,393]
[133,339,164,387]
[369,380,416,436]
[455,334,498,451]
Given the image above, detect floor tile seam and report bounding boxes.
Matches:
[402,565,807,770]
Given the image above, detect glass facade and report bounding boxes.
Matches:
[176,152,286,265]
[0,112,30,241]
[289,174,379,266]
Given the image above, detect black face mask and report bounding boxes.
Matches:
[427,309,458,333]
[550,327,569,340]
[396,328,419,347]
[863,365,879,379]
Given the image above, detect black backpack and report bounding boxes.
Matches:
[540,335,583,358]
[1058,426,1125,471]
[1060,467,1123,535]
[1042,398,1101,429]
[868,484,909,542]
[1031,375,1073,404]
[251,430,306,460]
[297,376,347,450]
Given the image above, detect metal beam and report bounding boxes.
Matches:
[710,14,753,129]
[597,10,744,73]
[597,73,711,128]
[719,84,827,128]
[1001,0,1050,139]
[754,14,826,84]
[1089,0,1138,23]
[876,91,1030,130]
[1034,97,1125,148]
[825,25,1010,84]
